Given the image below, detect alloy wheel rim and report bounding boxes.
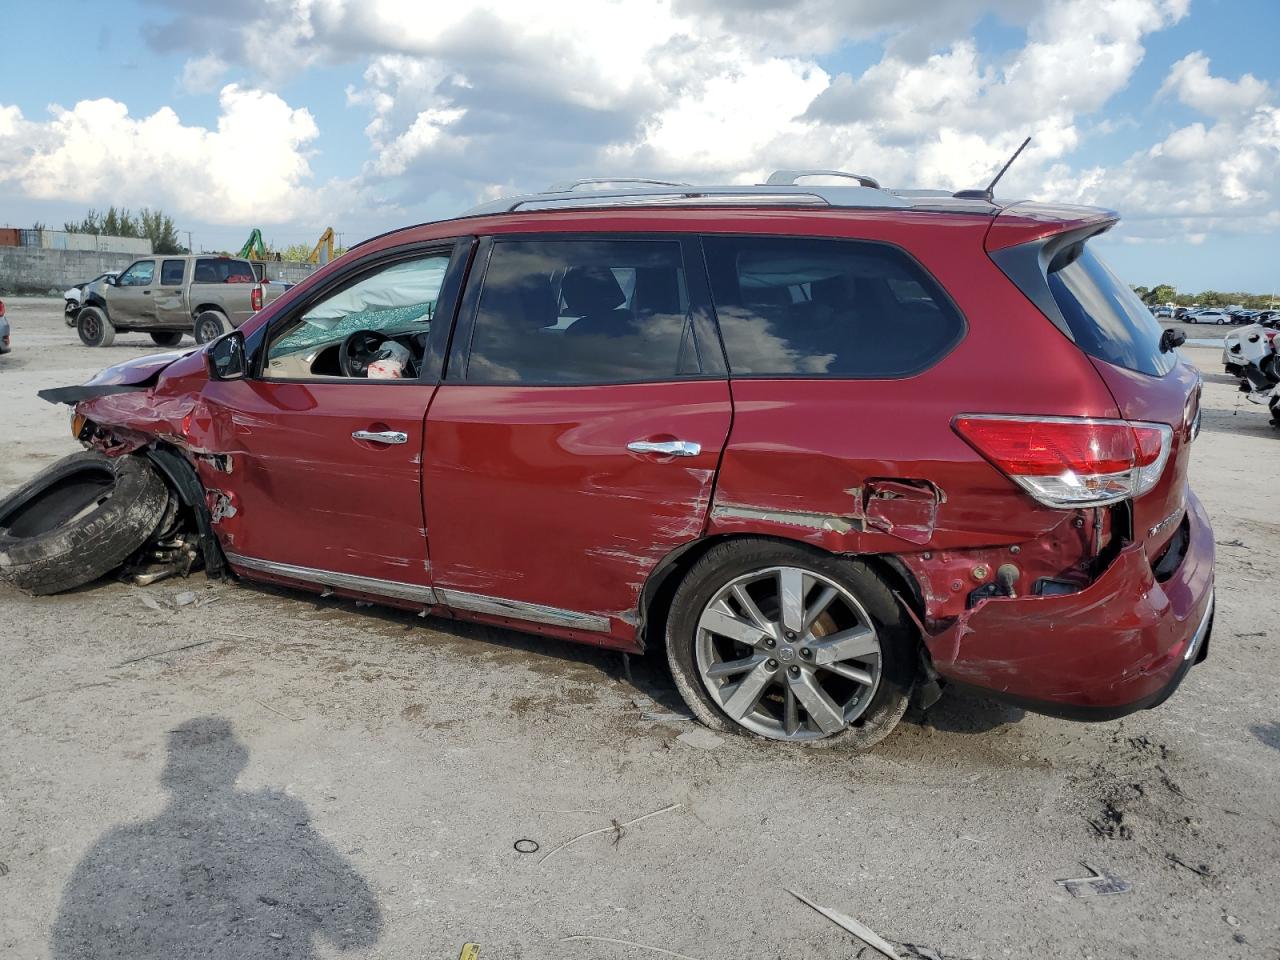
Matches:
[84,315,100,341]
[694,565,882,742]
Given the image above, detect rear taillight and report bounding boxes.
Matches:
[954,415,1173,508]
[251,284,263,312]
[0,299,6,316]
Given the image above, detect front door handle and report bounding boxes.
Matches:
[627,439,701,457]
[352,430,408,445]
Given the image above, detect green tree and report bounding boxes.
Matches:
[1132,284,1150,301]
[63,206,186,253]
[1145,283,1177,305]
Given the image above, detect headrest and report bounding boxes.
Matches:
[562,266,626,314]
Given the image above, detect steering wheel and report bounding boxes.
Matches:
[339,329,391,378]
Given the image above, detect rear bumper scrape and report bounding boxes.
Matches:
[925,489,1215,718]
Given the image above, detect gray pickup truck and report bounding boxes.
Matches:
[77,255,284,347]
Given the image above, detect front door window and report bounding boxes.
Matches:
[118,261,155,286]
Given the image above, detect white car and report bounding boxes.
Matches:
[1188,309,1232,325]
[63,272,118,325]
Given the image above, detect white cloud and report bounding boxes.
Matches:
[180,54,229,95]
[5,0,1274,257]
[1159,51,1271,117]
[0,85,324,225]
[1044,54,1280,237]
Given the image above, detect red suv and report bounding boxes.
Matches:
[17,174,1214,748]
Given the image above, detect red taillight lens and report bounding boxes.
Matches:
[251,284,263,312]
[954,415,1172,508]
[0,299,6,317]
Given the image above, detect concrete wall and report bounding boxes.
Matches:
[0,248,319,294]
[30,230,153,255]
[0,247,138,294]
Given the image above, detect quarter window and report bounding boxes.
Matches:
[465,239,701,384]
[702,236,965,377]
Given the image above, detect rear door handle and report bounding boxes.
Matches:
[352,430,408,445]
[627,439,701,457]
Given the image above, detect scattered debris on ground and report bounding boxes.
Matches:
[1055,864,1132,897]
[540,803,682,864]
[786,888,901,959]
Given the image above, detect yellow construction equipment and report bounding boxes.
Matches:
[307,227,335,266]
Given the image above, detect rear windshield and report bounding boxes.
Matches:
[1048,247,1175,376]
[194,258,256,284]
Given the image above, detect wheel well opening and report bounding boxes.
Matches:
[639,534,929,654]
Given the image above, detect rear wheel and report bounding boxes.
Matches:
[150,331,184,347]
[0,452,170,595]
[77,306,115,347]
[194,310,231,345]
[665,539,915,749]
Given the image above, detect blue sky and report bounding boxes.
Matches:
[1,0,1276,293]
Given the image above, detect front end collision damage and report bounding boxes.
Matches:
[45,350,240,581]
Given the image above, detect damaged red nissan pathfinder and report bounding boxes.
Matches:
[4,173,1213,748]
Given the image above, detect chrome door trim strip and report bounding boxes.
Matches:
[435,589,612,633]
[225,553,438,604]
[224,553,611,632]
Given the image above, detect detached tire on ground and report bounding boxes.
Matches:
[193,310,231,345]
[0,452,170,595]
[77,306,115,348]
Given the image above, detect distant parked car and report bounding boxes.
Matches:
[1229,310,1256,324]
[1153,305,1174,318]
[63,272,119,325]
[0,298,9,354]
[1188,309,1232,325]
[77,255,285,347]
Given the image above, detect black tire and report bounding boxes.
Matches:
[77,306,115,347]
[150,331,184,347]
[194,310,231,345]
[0,452,170,595]
[665,539,915,750]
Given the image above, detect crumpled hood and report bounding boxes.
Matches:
[86,350,194,387]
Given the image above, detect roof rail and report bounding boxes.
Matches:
[765,169,881,189]
[546,177,690,192]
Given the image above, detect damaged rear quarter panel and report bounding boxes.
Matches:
[706,226,1122,624]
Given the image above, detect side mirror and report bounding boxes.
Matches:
[1159,328,1185,353]
[105,275,118,286]
[207,331,247,381]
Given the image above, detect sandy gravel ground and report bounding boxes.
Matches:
[1,297,1277,960]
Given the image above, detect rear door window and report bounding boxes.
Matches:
[463,238,704,383]
[160,259,185,285]
[702,236,964,377]
[1047,246,1175,376]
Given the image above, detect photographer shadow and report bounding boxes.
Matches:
[51,717,381,960]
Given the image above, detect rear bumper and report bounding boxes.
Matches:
[926,490,1215,720]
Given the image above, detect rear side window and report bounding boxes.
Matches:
[194,258,256,284]
[465,239,703,383]
[702,236,965,377]
[160,259,185,285]
[1047,246,1175,377]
